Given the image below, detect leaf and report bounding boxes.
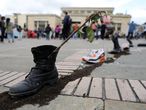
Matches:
[77,31,83,38]
[86,27,95,43]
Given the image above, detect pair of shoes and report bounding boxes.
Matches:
[82,49,106,63]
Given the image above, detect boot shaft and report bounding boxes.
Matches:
[31,45,58,70]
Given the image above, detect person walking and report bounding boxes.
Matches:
[62,11,72,40]
[127,21,136,47]
[5,18,14,43]
[0,16,6,43]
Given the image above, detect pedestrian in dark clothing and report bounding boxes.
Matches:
[0,16,6,42]
[127,21,136,47]
[62,11,72,40]
[45,24,52,40]
[82,26,87,39]
[112,28,121,52]
[100,20,106,39]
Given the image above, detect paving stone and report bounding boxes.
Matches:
[16,95,103,110]
[141,80,146,88]
[61,78,80,95]
[117,79,136,101]
[59,72,72,76]
[0,71,10,77]
[56,62,80,66]
[0,72,26,85]
[105,100,146,110]
[0,72,18,81]
[89,77,102,98]
[57,65,78,70]
[58,69,74,73]
[129,80,146,102]
[74,77,91,96]
[5,73,27,87]
[105,79,120,100]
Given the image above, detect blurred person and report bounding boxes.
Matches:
[72,23,79,39]
[141,23,146,39]
[91,21,97,39]
[95,21,101,40]
[112,27,121,52]
[62,11,72,40]
[100,20,106,39]
[0,16,6,42]
[17,25,22,40]
[5,18,14,43]
[127,21,136,47]
[55,25,61,39]
[45,24,52,40]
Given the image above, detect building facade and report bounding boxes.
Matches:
[26,14,61,31]
[61,7,131,34]
[6,13,61,31]
[5,7,131,34]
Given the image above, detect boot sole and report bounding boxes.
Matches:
[9,77,58,97]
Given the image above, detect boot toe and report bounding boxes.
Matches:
[9,80,34,96]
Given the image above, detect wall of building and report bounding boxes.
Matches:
[17,14,27,28]
[112,14,131,34]
[4,7,131,34]
[61,7,131,34]
[27,14,61,30]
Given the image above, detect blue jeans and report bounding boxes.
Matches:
[7,32,14,42]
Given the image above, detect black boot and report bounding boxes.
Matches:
[9,45,59,96]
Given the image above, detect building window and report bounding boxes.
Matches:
[87,11,91,13]
[34,21,48,31]
[68,11,72,14]
[74,10,79,14]
[94,11,97,13]
[117,23,121,31]
[81,10,85,14]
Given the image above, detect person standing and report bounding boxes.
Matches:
[55,25,61,39]
[5,18,14,43]
[62,11,72,40]
[127,21,136,47]
[0,16,6,43]
[17,25,22,40]
[100,20,106,40]
[91,21,97,39]
[112,27,121,52]
[72,23,79,39]
[45,24,52,40]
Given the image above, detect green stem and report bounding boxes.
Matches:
[48,12,104,58]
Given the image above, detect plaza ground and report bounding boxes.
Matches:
[0,38,146,110]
